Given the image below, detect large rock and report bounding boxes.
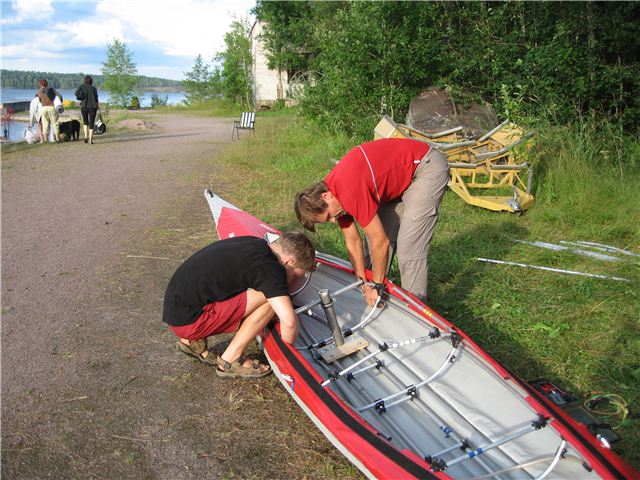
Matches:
[406,87,498,139]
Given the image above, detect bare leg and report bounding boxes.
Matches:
[83,124,89,143]
[221,289,273,371]
[179,289,272,368]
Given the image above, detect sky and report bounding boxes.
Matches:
[0,0,256,81]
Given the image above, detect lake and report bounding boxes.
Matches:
[1,88,186,107]
[1,88,187,143]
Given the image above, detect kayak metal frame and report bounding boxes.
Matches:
[373,115,535,214]
[477,257,630,282]
[297,295,519,479]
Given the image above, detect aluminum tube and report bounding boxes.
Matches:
[319,289,344,347]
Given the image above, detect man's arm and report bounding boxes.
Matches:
[267,295,299,344]
[341,221,367,281]
[361,214,390,305]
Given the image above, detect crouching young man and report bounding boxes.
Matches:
[162,232,315,379]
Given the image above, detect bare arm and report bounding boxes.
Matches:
[267,295,299,344]
[361,214,390,305]
[341,221,367,281]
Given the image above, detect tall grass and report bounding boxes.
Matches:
[205,110,639,468]
[154,98,242,117]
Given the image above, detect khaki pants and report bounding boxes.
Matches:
[365,148,449,302]
[41,106,59,141]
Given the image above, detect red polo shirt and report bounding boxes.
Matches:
[324,138,430,228]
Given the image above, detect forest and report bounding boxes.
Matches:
[1,69,182,91]
[254,1,639,138]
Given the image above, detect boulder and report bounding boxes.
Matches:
[406,87,498,139]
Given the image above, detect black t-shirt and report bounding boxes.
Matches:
[162,236,289,326]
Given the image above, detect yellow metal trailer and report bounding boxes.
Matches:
[373,115,534,214]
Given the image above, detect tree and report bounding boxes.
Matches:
[252,1,318,78]
[102,39,138,108]
[215,19,253,109]
[182,54,217,105]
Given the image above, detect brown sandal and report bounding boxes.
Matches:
[215,355,272,379]
[176,340,216,366]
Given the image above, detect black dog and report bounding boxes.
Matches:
[59,119,81,141]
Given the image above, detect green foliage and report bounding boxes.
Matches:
[150,93,169,108]
[252,1,318,76]
[101,39,139,108]
[300,1,445,138]
[255,1,640,137]
[182,54,219,105]
[0,69,181,90]
[215,19,253,109]
[129,96,140,109]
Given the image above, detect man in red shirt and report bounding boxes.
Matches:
[295,138,449,305]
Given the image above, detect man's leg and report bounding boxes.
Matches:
[41,108,51,140]
[52,110,60,142]
[173,292,249,363]
[219,289,273,372]
[396,149,449,302]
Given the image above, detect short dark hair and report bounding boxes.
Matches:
[294,182,330,232]
[84,75,93,85]
[273,232,316,271]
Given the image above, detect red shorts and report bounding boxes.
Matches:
[169,292,247,341]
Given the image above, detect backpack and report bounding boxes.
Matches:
[93,110,106,135]
[75,87,85,101]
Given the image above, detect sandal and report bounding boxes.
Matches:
[215,355,272,379]
[176,340,216,366]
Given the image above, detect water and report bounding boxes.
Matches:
[1,88,186,107]
[1,88,187,143]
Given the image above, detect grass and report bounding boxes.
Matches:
[204,109,640,469]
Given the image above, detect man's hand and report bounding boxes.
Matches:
[363,285,380,306]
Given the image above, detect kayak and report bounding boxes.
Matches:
[204,189,637,480]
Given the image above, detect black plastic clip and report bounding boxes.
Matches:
[406,385,417,399]
[374,400,386,415]
[532,414,548,430]
[429,327,441,339]
[379,342,389,352]
[450,331,462,348]
[346,372,355,383]
[343,328,353,337]
[328,371,341,382]
[430,457,448,472]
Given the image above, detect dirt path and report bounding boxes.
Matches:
[1,112,356,479]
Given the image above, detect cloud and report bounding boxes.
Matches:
[0,0,255,80]
[94,0,254,58]
[0,0,53,25]
[62,18,129,47]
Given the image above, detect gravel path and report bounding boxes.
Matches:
[1,112,355,479]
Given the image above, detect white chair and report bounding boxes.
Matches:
[232,111,256,140]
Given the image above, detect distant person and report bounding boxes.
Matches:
[75,75,100,144]
[28,95,45,144]
[36,79,60,143]
[162,233,315,379]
